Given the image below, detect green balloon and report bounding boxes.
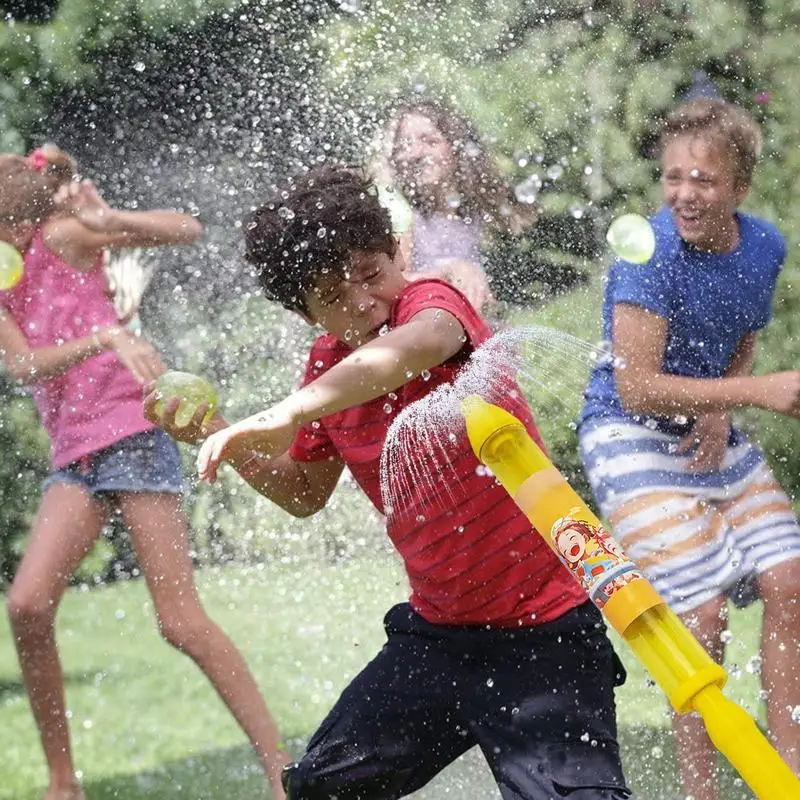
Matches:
[378,186,413,235]
[606,213,656,265]
[154,371,219,426]
[0,241,24,290]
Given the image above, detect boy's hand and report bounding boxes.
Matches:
[143,381,226,445]
[755,371,800,418]
[676,411,730,472]
[197,404,300,484]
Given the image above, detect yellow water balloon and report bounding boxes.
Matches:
[154,370,219,427]
[606,213,656,264]
[0,241,24,290]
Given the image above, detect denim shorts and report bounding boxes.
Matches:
[43,429,183,496]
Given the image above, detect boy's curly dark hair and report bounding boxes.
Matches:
[244,165,396,314]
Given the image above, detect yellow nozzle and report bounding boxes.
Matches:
[461,394,524,463]
[461,394,552,495]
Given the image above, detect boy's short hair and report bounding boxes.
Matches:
[660,98,762,188]
[244,165,396,314]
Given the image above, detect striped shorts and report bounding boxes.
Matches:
[578,416,800,614]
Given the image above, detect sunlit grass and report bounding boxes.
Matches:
[1,559,764,800]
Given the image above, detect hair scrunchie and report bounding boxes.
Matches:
[27,149,48,173]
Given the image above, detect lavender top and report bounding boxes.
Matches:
[410,209,485,274]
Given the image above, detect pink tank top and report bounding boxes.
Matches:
[0,229,153,468]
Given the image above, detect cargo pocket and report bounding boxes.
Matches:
[539,741,632,798]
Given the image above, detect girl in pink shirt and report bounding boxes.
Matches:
[0,147,287,800]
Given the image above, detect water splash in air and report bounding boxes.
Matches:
[379,325,611,518]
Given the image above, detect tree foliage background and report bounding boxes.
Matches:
[1,0,799,584]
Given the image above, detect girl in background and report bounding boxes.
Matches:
[0,146,287,800]
[382,99,525,312]
[382,99,594,313]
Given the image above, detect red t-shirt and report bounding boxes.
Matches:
[290,280,586,626]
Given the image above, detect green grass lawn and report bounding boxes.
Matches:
[1,559,765,799]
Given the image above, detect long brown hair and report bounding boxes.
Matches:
[0,144,76,225]
[388,99,534,233]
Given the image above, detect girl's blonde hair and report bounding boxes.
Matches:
[0,144,76,225]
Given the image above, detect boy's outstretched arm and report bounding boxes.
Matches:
[143,392,344,516]
[197,308,466,483]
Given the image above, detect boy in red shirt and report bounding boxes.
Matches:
[148,165,632,799]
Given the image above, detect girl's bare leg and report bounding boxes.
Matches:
[120,491,289,798]
[672,593,727,800]
[757,558,800,773]
[6,483,106,800]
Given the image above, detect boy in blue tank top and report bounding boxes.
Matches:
[579,99,800,800]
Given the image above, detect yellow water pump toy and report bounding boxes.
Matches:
[461,395,800,800]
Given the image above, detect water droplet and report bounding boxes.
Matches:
[514,175,541,205]
[465,141,481,158]
[546,164,563,181]
[720,629,734,644]
[743,655,762,677]
[569,203,585,219]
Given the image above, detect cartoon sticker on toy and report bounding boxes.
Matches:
[551,517,644,608]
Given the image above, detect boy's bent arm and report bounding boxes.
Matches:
[614,304,800,416]
[286,308,466,425]
[145,397,344,516]
[197,308,468,483]
[227,449,344,517]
